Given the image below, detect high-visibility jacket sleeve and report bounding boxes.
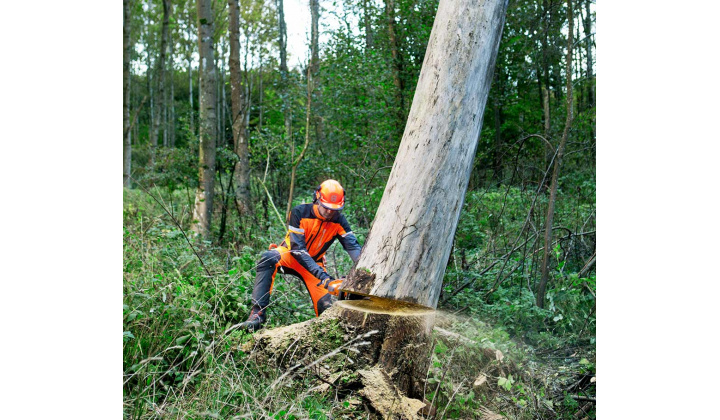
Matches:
[288,206,332,281]
[337,215,361,264]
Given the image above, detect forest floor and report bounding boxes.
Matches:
[123,186,596,419]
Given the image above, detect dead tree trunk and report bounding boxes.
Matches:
[228,0,251,215]
[192,0,218,241]
[537,0,574,308]
[343,0,508,310]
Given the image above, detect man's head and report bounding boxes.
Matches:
[315,179,345,219]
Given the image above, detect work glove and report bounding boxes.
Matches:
[317,275,335,289]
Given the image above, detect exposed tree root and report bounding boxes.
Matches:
[241,301,525,419]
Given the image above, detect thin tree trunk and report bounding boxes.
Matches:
[169,25,176,148]
[187,23,195,135]
[170,61,176,147]
[344,0,508,309]
[228,0,251,215]
[277,0,291,143]
[146,18,155,165]
[541,0,551,129]
[192,0,218,240]
[153,0,171,155]
[363,0,374,50]
[537,0,574,308]
[285,65,314,223]
[216,47,222,148]
[492,99,502,186]
[123,0,132,188]
[310,0,325,152]
[384,0,405,129]
[258,54,264,130]
[310,0,320,73]
[584,0,594,108]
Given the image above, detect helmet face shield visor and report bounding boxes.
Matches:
[318,198,344,210]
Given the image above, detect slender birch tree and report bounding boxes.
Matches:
[192,0,218,240]
[123,0,132,187]
[537,0,574,308]
[228,0,251,214]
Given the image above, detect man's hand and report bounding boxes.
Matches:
[317,276,335,288]
[318,276,345,296]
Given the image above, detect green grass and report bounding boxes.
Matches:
[124,182,595,419]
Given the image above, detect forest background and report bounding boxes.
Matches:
[2,1,720,419]
[121,0,598,416]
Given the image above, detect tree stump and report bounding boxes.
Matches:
[245,299,436,419]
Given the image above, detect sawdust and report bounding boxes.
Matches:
[336,296,435,316]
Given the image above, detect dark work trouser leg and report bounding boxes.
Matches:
[250,250,281,315]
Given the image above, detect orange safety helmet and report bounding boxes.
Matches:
[315,179,345,210]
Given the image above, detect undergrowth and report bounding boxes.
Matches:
[124,182,595,419]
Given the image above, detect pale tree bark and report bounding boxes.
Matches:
[123,0,132,188]
[258,54,264,130]
[537,0,574,308]
[249,1,508,408]
[310,0,319,73]
[583,0,594,108]
[343,0,508,310]
[228,0,251,215]
[384,0,405,130]
[186,21,195,135]
[362,0,374,50]
[192,0,218,240]
[334,0,509,402]
[169,24,176,148]
[152,0,171,159]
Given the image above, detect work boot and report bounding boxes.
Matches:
[238,307,266,332]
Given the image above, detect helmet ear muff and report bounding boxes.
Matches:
[314,185,322,203]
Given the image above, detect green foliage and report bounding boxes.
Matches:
[125,0,595,416]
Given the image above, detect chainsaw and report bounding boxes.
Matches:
[323,277,345,296]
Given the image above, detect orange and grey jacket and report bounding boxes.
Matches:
[282,203,361,281]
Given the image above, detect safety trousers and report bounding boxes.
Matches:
[250,246,334,316]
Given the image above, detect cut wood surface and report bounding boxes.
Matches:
[343,0,509,309]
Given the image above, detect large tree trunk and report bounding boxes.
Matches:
[192,0,218,240]
[537,0,574,308]
[343,0,508,309]
[123,0,132,188]
[228,0,251,215]
[249,2,508,413]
